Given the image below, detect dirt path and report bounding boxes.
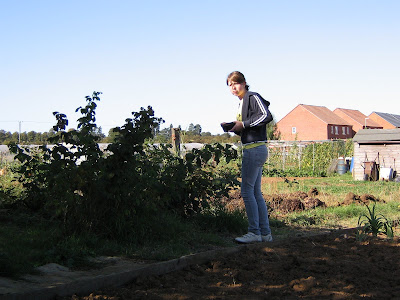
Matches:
[63,230,400,299]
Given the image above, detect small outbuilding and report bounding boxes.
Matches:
[352,129,400,181]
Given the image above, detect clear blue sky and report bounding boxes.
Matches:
[1,0,399,135]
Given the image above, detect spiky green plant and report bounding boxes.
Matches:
[357,202,394,239]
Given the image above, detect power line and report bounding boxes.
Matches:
[0,121,55,140]
[0,120,53,124]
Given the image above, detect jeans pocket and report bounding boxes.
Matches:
[254,146,268,167]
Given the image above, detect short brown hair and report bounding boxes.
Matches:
[226,71,249,91]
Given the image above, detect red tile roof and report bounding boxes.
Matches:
[300,104,350,125]
[334,108,381,127]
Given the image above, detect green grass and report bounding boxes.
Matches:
[265,174,400,229]
[278,200,400,239]
[0,210,104,277]
[0,207,249,278]
[265,173,400,205]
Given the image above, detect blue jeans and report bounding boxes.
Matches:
[241,144,271,236]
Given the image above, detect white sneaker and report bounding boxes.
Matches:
[261,233,273,242]
[235,232,262,243]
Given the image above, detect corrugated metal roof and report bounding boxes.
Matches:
[300,104,350,125]
[334,108,382,127]
[372,112,400,127]
[353,128,400,143]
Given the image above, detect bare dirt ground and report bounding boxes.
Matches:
[63,231,400,299]
[62,178,400,299]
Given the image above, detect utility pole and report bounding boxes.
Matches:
[18,121,22,144]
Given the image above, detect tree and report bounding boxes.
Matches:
[187,123,195,133]
[41,132,49,143]
[103,128,120,143]
[10,132,18,143]
[267,118,280,140]
[27,131,36,143]
[92,126,106,141]
[193,124,202,136]
[0,130,6,144]
[47,129,56,139]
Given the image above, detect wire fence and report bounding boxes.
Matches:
[1,140,354,177]
[264,139,353,176]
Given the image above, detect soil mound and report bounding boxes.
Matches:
[266,188,326,213]
[292,191,308,199]
[341,192,384,206]
[279,197,305,212]
[307,187,319,197]
[225,188,327,214]
[302,197,326,210]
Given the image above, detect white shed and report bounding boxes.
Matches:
[352,129,400,180]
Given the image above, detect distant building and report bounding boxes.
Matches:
[368,112,400,129]
[333,108,382,136]
[276,104,353,141]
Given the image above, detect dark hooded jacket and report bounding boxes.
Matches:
[239,91,273,145]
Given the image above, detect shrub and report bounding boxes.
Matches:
[9,92,239,240]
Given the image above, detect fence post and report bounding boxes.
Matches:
[298,142,301,169]
[312,142,315,172]
[171,128,181,156]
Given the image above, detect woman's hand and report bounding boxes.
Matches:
[230,121,244,132]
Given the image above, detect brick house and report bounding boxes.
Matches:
[276,104,353,141]
[368,112,400,129]
[333,108,382,136]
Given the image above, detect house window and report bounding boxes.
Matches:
[347,127,350,135]
[331,126,334,134]
[342,127,346,135]
[335,126,339,135]
[292,127,296,134]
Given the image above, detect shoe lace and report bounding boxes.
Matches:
[242,233,255,238]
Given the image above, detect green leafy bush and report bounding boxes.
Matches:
[9,92,239,239]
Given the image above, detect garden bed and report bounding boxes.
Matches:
[65,230,400,299]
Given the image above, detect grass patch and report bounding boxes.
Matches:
[0,210,106,278]
[264,174,400,230]
[280,200,400,229]
[0,207,249,278]
[264,173,400,201]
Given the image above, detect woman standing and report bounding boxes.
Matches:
[223,71,273,243]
